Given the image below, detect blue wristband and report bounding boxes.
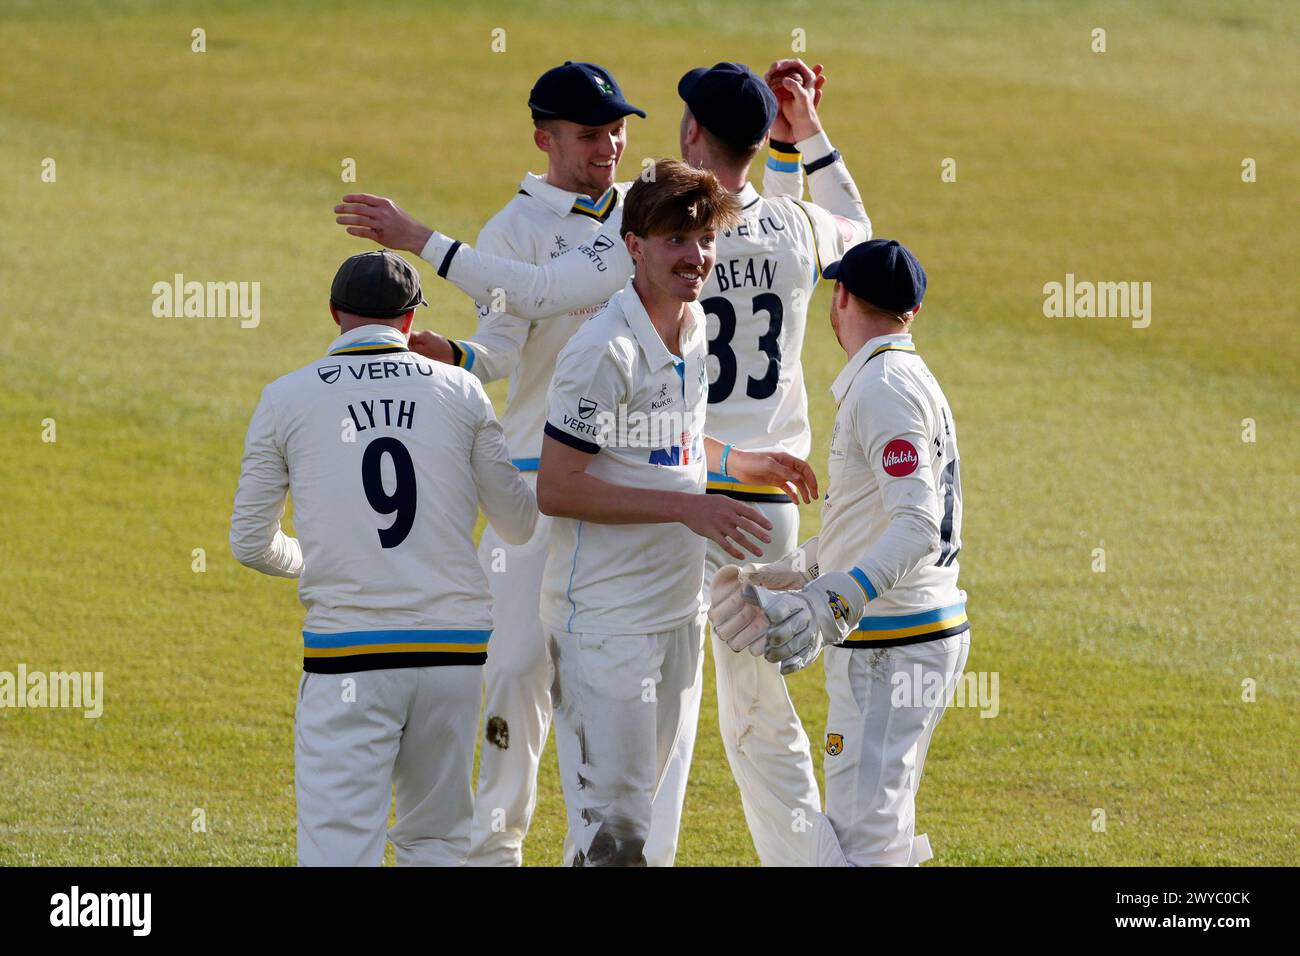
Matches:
[720,443,734,478]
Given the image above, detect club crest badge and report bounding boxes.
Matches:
[826,733,844,756]
[825,589,851,621]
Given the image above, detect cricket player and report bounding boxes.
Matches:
[536,160,816,865]
[335,59,872,866]
[711,240,969,866]
[382,62,644,867]
[230,251,537,866]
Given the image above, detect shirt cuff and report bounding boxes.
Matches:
[543,421,600,455]
[796,130,835,162]
[449,340,476,371]
[848,567,878,602]
[766,139,801,173]
[418,232,462,278]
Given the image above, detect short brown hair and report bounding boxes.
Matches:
[700,124,764,168]
[622,159,741,239]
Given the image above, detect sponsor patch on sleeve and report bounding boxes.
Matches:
[882,438,920,476]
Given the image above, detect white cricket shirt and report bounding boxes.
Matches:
[444,174,627,476]
[540,280,710,635]
[230,325,537,671]
[818,332,969,646]
[420,132,872,503]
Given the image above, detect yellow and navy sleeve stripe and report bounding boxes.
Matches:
[706,470,793,503]
[303,628,489,673]
[767,139,801,173]
[448,339,477,371]
[841,602,969,649]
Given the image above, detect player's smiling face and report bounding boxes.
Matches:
[633,227,717,303]
[540,117,627,198]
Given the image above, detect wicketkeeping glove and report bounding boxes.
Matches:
[757,570,869,674]
[708,565,769,656]
[736,536,819,592]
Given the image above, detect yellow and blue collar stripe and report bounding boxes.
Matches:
[571,187,617,222]
[302,628,489,673]
[329,340,409,357]
[842,602,969,648]
[867,342,917,361]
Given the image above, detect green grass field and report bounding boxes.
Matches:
[1,0,1296,865]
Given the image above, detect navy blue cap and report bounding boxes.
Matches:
[330,250,426,319]
[678,62,777,148]
[823,240,927,314]
[529,61,645,126]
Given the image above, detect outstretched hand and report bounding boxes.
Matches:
[334,194,435,254]
[726,448,819,504]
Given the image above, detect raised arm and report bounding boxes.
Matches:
[761,60,825,201]
[414,223,533,380]
[335,194,631,319]
[760,59,872,254]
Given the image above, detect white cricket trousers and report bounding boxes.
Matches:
[821,633,970,866]
[650,499,822,866]
[467,515,554,866]
[549,619,704,866]
[295,665,480,867]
